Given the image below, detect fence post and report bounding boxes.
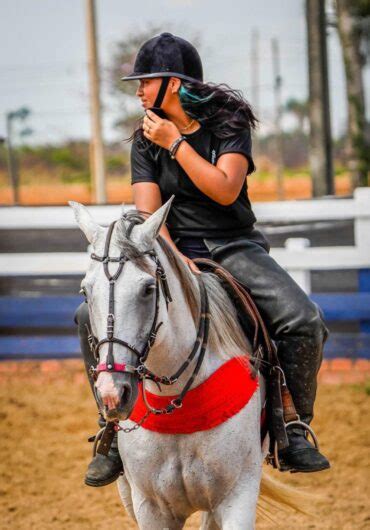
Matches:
[284,238,311,293]
[354,187,370,252]
[354,187,370,333]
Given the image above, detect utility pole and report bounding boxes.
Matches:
[251,29,260,115]
[271,38,285,200]
[306,0,334,197]
[4,107,32,205]
[336,0,368,189]
[86,0,106,204]
[250,29,260,159]
[6,112,19,205]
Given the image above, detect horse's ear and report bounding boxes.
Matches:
[68,201,104,245]
[134,195,174,249]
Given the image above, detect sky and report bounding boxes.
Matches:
[1,0,369,146]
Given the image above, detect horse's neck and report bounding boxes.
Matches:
[145,321,225,397]
[144,253,225,397]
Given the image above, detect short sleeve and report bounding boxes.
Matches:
[216,128,256,175]
[130,138,158,185]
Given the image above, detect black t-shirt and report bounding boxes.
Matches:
[130,126,257,238]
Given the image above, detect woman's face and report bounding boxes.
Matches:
[135,78,163,109]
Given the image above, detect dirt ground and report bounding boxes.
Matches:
[0,174,351,205]
[0,360,369,530]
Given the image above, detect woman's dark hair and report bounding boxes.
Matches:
[124,79,258,157]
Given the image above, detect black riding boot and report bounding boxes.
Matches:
[275,336,330,472]
[84,415,123,487]
[238,312,330,472]
[74,302,124,487]
[203,232,331,473]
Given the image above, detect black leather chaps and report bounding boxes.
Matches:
[190,229,329,426]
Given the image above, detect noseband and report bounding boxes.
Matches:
[84,215,210,420]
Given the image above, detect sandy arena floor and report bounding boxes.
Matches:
[0,360,369,530]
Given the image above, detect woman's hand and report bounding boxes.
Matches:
[143,109,181,150]
[176,251,202,275]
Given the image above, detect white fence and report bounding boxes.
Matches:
[1,187,369,294]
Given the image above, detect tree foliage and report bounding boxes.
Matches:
[283,98,309,130]
[335,0,369,187]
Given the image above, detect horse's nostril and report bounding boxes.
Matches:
[120,385,131,408]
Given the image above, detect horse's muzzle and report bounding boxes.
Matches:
[95,372,138,421]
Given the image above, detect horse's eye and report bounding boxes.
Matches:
[144,283,156,296]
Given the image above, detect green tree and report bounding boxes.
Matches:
[335,0,370,187]
[284,98,309,131]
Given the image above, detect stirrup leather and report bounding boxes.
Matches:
[88,423,116,458]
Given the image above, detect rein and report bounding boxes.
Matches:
[84,216,210,430]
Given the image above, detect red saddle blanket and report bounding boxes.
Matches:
[130,356,259,434]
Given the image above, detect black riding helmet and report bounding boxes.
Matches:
[121,32,203,117]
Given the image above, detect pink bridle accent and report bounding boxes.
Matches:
[96,362,128,374]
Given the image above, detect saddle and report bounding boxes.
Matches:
[193,258,300,457]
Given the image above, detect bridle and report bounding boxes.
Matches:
[87,218,171,374]
[84,215,210,424]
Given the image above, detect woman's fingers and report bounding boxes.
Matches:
[146,109,160,122]
[176,251,201,275]
[187,258,201,275]
[143,116,155,139]
[143,116,152,129]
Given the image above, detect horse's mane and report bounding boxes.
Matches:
[116,209,251,360]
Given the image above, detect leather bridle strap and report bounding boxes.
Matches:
[83,214,214,447]
[137,277,209,386]
[89,220,171,375]
[86,215,211,424]
[139,275,210,414]
[174,278,210,401]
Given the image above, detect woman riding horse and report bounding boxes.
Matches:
[75,32,330,487]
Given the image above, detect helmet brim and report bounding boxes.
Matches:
[121,71,201,83]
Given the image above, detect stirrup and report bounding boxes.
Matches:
[267,419,320,471]
[89,427,105,457]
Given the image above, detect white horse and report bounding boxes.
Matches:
[70,198,306,530]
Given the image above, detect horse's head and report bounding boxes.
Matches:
[69,198,174,422]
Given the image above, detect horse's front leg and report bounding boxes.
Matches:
[132,492,185,530]
[212,468,262,530]
[116,475,136,522]
[200,511,220,530]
